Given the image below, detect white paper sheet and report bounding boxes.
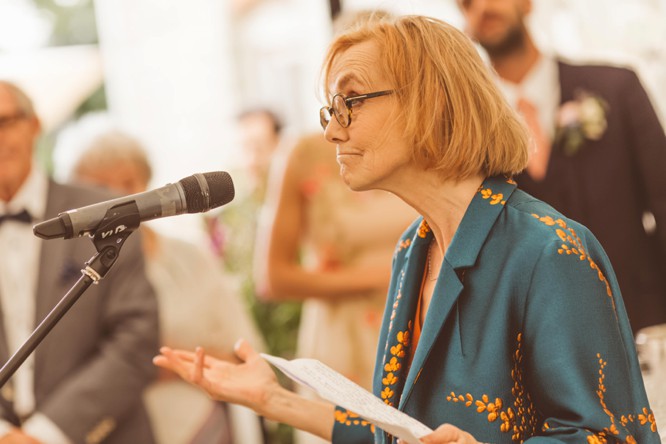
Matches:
[261,353,432,444]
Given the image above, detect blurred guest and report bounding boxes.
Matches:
[254,131,417,444]
[71,130,265,444]
[0,81,159,443]
[237,108,283,198]
[458,0,666,332]
[208,108,282,259]
[205,108,300,363]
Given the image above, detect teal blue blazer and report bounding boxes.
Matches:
[332,176,660,443]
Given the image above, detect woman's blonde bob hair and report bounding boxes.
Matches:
[321,15,530,181]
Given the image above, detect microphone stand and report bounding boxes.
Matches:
[0,201,141,387]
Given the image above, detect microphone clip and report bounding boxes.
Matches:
[84,200,141,282]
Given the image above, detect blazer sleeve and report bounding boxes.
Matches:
[36,232,159,442]
[332,406,376,444]
[521,236,659,443]
[620,69,666,256]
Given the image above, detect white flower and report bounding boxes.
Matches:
[555,91,609,156]
[579,96,607,140]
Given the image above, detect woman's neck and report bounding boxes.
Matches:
[395,171,484,256]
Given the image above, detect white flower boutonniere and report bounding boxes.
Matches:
[555,91,609,156]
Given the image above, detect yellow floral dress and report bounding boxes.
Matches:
[293,134,417,444]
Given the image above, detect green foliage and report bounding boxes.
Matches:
[27,0,107,174]
[75,84,107,117]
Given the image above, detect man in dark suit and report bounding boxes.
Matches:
[0,81,159,443]
[457,0,666,333]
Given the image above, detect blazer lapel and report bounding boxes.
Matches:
[398,176,518,410]
[374,220,430,409]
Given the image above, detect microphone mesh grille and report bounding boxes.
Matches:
[180,171,235,213]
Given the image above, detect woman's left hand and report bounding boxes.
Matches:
[153,340,279,414]
[399,424,480,444]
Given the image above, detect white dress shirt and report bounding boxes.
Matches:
[496,54,561,141]
[0,166,72,443]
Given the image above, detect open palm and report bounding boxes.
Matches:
[153,340,279,413]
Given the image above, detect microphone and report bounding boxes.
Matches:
[34,171,234,240]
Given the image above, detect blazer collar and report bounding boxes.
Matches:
[446,176,517,269]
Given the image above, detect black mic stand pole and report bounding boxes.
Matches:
[0,201,141,387]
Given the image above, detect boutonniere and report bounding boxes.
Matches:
[555,90,609,156]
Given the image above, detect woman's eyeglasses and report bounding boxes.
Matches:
[319,90,393,130]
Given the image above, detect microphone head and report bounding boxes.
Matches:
[179,171,235,213]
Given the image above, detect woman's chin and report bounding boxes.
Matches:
[345,180,373,193]
[339,165,376,192]
[339,171,363,192]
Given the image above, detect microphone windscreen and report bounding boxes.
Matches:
[179,171,235,213]
[206,171,235,208]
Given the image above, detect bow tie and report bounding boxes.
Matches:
[0,209,32,225]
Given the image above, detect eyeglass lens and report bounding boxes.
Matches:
[332,95,350,127]
[320,107,332,129]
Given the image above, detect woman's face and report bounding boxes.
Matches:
[324,40,413,193]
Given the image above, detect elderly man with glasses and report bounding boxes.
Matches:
[0,80,159,444]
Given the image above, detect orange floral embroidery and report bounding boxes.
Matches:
[532,213,613,304]
[417,220,430,238]
[475,395,503,422]
[637,408,657,433]
[334,409,375,432]
[594,353,622,438]
[446,333,539,442]
[384,356,401,373]
[397,330,410,346]
[395,238,412,254]
[382,372,398,386]
[586,434,608,444]
[390,343,405,358]
[582,353,653,442]
[480,187,506,205]
[379,324,413,406]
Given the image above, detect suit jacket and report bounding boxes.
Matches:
[332,176,659,443]
[0,180,159,444]
[516,61,666,332]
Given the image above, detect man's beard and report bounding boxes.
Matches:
[479,24,526,59]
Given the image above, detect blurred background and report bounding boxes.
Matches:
[1,1,664,235]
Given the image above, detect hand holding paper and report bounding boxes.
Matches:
[261,353,433,444]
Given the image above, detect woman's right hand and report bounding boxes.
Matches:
[153,339,279,414]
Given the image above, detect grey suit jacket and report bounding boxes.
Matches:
[0,180,159,444]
